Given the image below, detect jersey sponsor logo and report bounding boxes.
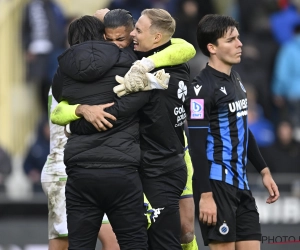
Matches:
[174,105,186,127]
[219,222,229,235]
[194,84,202,96]
[190,99,204,119]
[177,81,187,102]
[228,98,248,117]
[220,86,227,95]
[238,79,246,93]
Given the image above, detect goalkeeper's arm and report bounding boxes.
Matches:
[50,100,80,126]
[129,38,196,73]
[149,38,196,68]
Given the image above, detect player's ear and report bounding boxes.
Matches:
[154,32,162,44]
[207,43,217,55]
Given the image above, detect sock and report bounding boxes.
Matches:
[181,235,198,250]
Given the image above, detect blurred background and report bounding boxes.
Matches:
[0,0,300,249]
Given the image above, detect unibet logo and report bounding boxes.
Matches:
[228,98,248,112]
[228,98,248,118]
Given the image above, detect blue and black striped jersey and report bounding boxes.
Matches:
[186,64,250,190]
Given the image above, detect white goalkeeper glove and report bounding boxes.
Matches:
[113,69,170,97]
[114,57,155,93]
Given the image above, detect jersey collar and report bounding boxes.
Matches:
[206,63,232,79]
[135,41,172,60]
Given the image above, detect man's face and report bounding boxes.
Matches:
[130,15,157,52]
[213,27,242,66]
[104,26,132,48]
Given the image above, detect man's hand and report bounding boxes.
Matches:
[261,167,280,204]
[94,8,110,22]
[114,69,170,97]
[75,103,116,131]
[199,192,217,226]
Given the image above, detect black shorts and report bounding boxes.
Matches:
[193,180,261,246]
[141,166,187,250]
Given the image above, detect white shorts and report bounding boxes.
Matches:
[42,179,68,239]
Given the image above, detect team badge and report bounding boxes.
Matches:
[190,99,204,119]
[219,222,229,235]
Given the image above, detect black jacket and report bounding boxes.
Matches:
[52,40,141,169]
[70,42,191,177]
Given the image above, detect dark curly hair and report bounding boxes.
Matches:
[68,15,105,46]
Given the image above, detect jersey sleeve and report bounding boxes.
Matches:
[185,75,215,193]
[248,129,267,173]
[50,100,80,126]
[148,38,196,68]
[185,74,213,128]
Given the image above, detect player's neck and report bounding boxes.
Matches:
[208,59,232,76]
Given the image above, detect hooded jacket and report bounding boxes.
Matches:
[52,40,140,169]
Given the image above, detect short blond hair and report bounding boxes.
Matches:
[141,8,176,39]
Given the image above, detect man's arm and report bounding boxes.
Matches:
[51,100,81,126]
[188,126,217,226]
[149,38,196,68]
[124,38,196,79]
[50,100,117,135]
[69,91,151,134]
[248,129,280,203]
[185,75,217,226]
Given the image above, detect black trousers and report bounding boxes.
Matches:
[141,166,187,250]
[66,167,148,250]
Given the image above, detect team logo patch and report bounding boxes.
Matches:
[219,222,229,235]
[190,99,204,119]
[239,80,246,93]
[177,81,187,102]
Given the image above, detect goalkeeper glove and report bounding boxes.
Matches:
[114,69,170,97]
